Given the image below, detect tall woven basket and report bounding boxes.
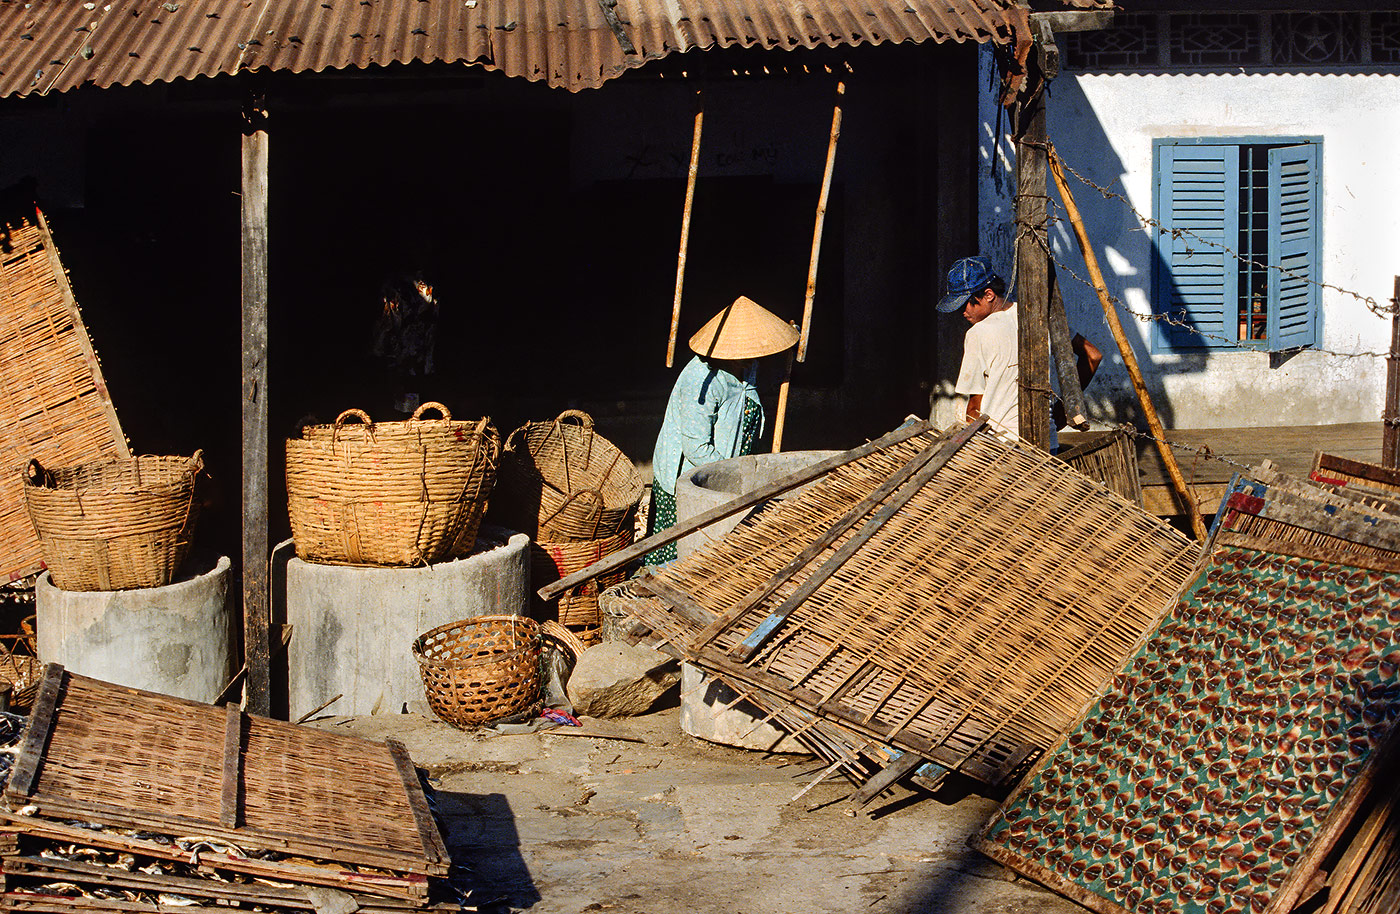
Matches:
[495,410,642,541]
[287,405,499,566]
[531,528,634,627]
[413,616,542,729]
[22,452,203,592]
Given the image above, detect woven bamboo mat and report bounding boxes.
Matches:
[632,423,1201,784]
[1213,474,1400,563]
[0,196,128,581]
[1312,452,1400,498]
[3,666,447,877]
[974,531,1400,914]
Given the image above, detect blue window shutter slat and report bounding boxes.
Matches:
[1267,144,1320,350]
[1155,144,1238,349]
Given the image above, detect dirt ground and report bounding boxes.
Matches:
[314,706,1083,914]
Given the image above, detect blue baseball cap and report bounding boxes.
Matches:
[937,256,999,313]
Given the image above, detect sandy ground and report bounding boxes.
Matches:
[313,706,1083,914]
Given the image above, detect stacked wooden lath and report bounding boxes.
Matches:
[0,665,461,913]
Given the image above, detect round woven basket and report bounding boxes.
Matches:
[287,405,500,566]
[413,615,541,729]
[495,411,642,541]
[22,452,203,592]
[531,528,633,627]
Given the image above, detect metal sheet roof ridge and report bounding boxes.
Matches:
[0,0,1037,98]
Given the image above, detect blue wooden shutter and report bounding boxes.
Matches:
[1155,143,1239,349]
[1267,143,1321,350]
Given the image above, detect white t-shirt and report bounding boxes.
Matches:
[955,303,1021,437]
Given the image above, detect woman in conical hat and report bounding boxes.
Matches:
[645,295,799,565]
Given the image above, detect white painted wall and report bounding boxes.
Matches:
[960,47,1399,430]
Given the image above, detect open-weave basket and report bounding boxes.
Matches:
[495,411,642,541]
[531,528,633,627]
[22,452,203,592]
[287,405,500,567]
[413,615,541,729]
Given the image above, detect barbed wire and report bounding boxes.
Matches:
[1009,192,1394,360]
[1051,151,1394,320]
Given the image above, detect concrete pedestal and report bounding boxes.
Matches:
[673,450,841,560]
[36,552,232,703]
[672,450,838,752]
[285,525,530,719]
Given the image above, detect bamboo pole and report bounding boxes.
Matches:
[771,345,795,452]
[1383,276,1400,467]
[797,81,844,363]
[1046,144,1209,541]
[667,89,704,368]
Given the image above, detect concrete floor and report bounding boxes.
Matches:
[314,708,1083,914]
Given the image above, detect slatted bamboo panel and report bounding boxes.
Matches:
[633,423,1202,784]
[4,667,447,876]
[0,195,128,581]
[1213,474,1400,565]
[1058,428,1143,506]
[975,532,1400,914]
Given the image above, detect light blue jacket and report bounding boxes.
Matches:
[651,356,763,496]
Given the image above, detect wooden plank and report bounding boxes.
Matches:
[537,419,937,600]
[385,739,446,866]
[1015,63,1051,452]
[241,90,272,718]
[847,750,925,811]
[0,813,427,900]
[1316,451,1400,489]
[631,574,718,629]
[219,702,241,829]
[687,426,961,652]
[5,663,64,800]
[730,418,987,662]
[1047,265,1088,428]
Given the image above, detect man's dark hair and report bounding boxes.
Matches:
[983,275,1006,299]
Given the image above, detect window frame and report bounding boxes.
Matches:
[1151,135,1323,353]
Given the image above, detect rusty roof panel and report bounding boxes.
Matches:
[0,0,1040,98]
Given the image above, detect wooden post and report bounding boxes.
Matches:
[771,346,795,453]
[1047,145,1209,541]
[1014,57,1052,451]
[1048,264,1089,429]
[667,89,704,368]
[797,81,844,363]
[1384,276,1400,468]
[241,89,271,717]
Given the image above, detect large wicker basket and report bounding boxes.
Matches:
[22,452,203,592]
[495,411,642,541]
[286,405,499,566]
[413,616,541,729]
[531,528,633,627]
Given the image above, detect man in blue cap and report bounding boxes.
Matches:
[937,256,1100,442]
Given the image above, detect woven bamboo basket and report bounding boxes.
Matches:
[495,411,642,541]
[22,452,203,592]
[0,615,38,710]
[413,616,542,729]
[286,405,500,567]
[531,527,633,627]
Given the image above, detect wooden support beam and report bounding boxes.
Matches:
[1048,263,1089,429]
[848,750,925,811]
[1014,52,1052,452]
[241,88,272,717]
[1384,276,1400,467]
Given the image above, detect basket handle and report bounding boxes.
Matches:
[23,458,53,489]
[189,449,205,474]
[553,409,594,430]
[411,401,452,422]
[552,410,595,486]
[540,620,587,664]
[333,408,374,443]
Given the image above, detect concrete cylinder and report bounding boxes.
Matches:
[672,450,838,752]
[36,552,232,703]
[673,450,841,560]
[285,525,530,719]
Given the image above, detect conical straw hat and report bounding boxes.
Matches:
[689,296,799,360]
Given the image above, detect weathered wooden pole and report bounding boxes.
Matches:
[241,88,271,716]
[1014,55,1052,451]
[1384,276,1400,468]
[797,81,845,364]
[667,88,704,368]
[1047,145,1209,541]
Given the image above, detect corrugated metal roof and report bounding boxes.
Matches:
[0,0,1037,97]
